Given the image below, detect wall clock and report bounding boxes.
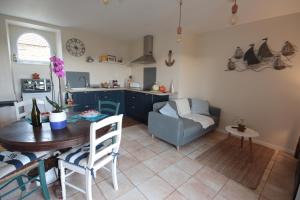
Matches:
[66,38,85,57]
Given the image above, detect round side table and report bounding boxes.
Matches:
[225,125,259,153]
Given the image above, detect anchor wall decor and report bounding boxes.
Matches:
[165,50,175,67]
[226,38,297,72]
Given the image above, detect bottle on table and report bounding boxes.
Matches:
[31,98,41,127]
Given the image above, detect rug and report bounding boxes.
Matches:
[196,136,275,189]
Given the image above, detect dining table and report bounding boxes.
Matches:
[0,113,109,152]
[0,112,110,198]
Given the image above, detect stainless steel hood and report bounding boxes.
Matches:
[131,35,156,64]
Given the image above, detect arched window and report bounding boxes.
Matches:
[17,33,51,63]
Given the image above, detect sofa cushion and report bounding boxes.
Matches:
[191,99,210,115]
[159,103,179,119]
[182,118,203,138]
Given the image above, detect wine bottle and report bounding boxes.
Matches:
[31,98,41,127]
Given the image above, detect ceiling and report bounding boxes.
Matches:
[0,0,300,40]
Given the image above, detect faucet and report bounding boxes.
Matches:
[79,76,89,88]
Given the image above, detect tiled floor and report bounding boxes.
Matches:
[2,124,296,200]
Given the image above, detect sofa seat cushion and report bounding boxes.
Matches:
[182,118,203,137]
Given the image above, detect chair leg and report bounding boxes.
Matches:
[38,160,50,200]
[112,157,119,190]
[176,146,180,151]
[16,176,26,192]
[58,160,66,200]
[85,169,92,200]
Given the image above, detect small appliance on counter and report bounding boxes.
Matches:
[129,82,141,90]
[21,79,52,112]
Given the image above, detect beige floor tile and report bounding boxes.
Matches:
[118,152,140,171]
[261,182,292,200]
[176,157,203,175]
[97,173,134,200]
[123,163,155,186]
[121,140,145,153]
[69,184,106,200]
[159,165,191,188]
[187,144,212,159]
[159,149,184,164]
[213,194,229,200]
[116,188,147,200]
[143,155,173,173]
[137,175,175,200]
[195,167,228,192]
[179,143,201,155]
[136,136,157,147]
[130,147,156,161]
[177,177,217,200]
[166,191,187,200]
[218,180,258,200]
[146,140,172,154]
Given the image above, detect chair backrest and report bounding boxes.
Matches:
[88,114,123,169]
[14,99,46,120]
[98,100,120,115]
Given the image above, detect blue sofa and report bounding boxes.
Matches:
[148,100,221,150]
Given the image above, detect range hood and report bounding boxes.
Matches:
[131,35,156,64]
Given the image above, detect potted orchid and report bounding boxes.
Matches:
[47,56,67,130]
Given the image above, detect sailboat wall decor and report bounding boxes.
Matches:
[225,38,296,72]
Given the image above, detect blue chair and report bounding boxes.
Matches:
[0,151,50,200]
[98,100,120,116]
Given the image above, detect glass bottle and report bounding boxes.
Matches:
[31,98,41,127]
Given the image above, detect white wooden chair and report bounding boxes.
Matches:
[58,114,123,200]
[14,99,46,120]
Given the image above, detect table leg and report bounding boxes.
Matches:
[240,136,244,149]
[227,132,231,139]
[249,138,254,161]
[249,138,253,153]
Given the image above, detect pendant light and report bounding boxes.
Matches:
[102,0,109,5]
[231,0,238,25]
[177,0,183,42]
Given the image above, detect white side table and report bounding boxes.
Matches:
[225,125,259,153]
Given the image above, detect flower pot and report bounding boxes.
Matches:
[49,111,67,130]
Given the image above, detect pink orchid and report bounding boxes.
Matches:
[50,56,65,78]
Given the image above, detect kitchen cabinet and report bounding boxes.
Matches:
[125,91,169,124]
[71,89,169,123]
[72,92,97,111]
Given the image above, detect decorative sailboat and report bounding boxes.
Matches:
[233,47,244,59]
[273,55,286,70]
[227,58,236,71]
[243,44,260,65]
[257,38,273,60]
[281,41,295,57]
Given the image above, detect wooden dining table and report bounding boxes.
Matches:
[0,114,110,198]
[0,116,109,152]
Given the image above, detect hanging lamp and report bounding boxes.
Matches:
[231,0,238,25]
[177,0,183,42]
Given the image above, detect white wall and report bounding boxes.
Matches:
[0,14,131,125]
[129,31,181,94]
[62,28,131,87]
[181,13,300,152]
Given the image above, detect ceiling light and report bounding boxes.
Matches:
[102,0,109,5]
[177,0,183,43]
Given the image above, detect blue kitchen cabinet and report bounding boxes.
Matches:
[95,90,125,114]
[125,91,169,124]
[72,92,97,112]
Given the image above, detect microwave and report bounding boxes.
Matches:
[21,79,51,93]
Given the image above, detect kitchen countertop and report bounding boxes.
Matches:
[66,87,171,96]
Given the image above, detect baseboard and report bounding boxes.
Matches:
[216,128,294,154]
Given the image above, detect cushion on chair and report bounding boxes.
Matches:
[0,151,47,179]
[159,103,179,119]
[58,139,112,168]
[191,99,210,115]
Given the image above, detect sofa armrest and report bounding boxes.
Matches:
[148,111,184,146]
[209,106,221,126]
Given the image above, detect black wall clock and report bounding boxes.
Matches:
[66,38,85,57]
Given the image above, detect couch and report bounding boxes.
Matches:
[148,99,221,150]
